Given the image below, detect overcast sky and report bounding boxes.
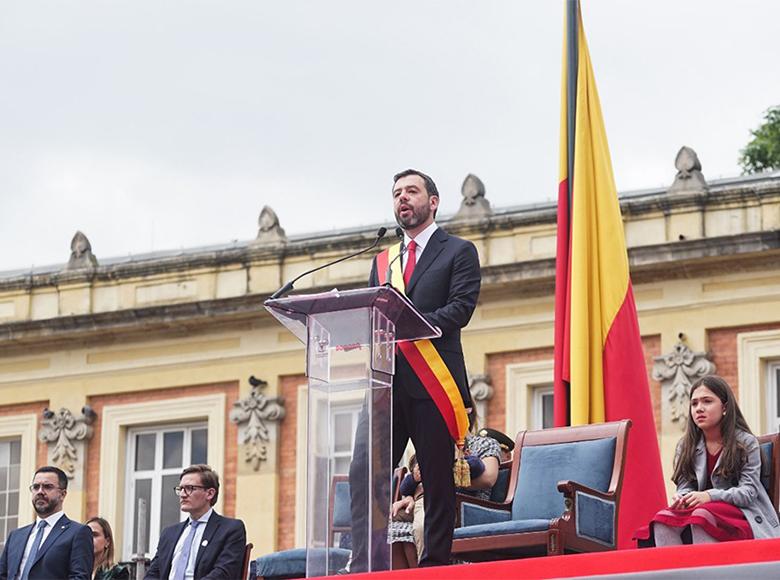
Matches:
[1,1,778,273]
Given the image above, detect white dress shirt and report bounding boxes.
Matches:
[402,221,438,270]
[17,510,66,579]
[168,508,213,580]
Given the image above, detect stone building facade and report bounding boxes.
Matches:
[0,152,779,557]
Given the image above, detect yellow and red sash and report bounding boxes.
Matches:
[376,244,469,448]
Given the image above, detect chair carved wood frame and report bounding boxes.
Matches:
[452,419,631,561]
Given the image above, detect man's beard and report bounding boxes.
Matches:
[395,204,431,230]
[33,496,58,516]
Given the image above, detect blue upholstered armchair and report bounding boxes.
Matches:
[757,432,779,510]
[452,420,631,560]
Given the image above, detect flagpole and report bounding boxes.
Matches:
[566,0,578,210]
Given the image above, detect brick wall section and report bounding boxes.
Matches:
[0,401,49,467]
[707,322,780,399]
[85,381,239,520]
[277,374,305,551]
[485,336,662,434]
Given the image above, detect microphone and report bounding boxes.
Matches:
[384,227,406,286]
[269,227,388,299]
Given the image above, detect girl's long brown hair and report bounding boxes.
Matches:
[672,375,753,486]
[86,516,116,571]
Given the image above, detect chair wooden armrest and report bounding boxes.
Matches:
[557,480,615,502]
[455,493,511,527]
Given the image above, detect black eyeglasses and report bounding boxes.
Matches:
[29,483,62,493]
[173,485,207,496]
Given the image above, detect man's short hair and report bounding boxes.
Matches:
[393,169,440,199]
[34,466,68,490]
[181,464,220,506]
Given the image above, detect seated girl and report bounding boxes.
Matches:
[638,375,779,546]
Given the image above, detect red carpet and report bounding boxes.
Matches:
[337,538,780,579]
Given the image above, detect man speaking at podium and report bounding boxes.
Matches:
[349,169,481,570]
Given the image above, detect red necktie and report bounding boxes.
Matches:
[404,240,417,286]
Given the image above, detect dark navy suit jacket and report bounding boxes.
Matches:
[0,514,93,580]
[145,512,246,580]
[370,227,481,404]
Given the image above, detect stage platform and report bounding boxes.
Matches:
[341,538,780,579]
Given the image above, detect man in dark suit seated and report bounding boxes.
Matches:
[145,464,246,580]
[0,465,93,580]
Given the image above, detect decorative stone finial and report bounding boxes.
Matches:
[669,146,708,194]
[652,338,716,428]
[229,376,286,470]
[453,174,492,220]
[65,231,98,271]
[39,406,97,478]
[255,206,287,243]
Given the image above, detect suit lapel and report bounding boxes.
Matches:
[694,439,707,490]
[33,515,70,565]
[163,521,189,578]
[406,228,447,295]
[10,524,35,578]
[194,513,221,572]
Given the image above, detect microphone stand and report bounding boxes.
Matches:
[269,227,388,300]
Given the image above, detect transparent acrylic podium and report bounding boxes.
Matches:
[265,286,439,576]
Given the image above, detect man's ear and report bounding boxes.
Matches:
[429,195,440,212]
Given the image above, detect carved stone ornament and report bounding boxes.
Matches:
[229,376,286,470]
[469,374,494,403]
[39,406,97,478]
[652,339,716,427]
[255,206,287,243]
[65,231,99,271]
[453,174,492,220]
[669,146,709,195]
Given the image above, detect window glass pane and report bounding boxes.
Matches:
[0,467,7,490]
[776,370,780,418]
[7,492,18,516]
[9,441,20,465]
[163,432,184,469]
[0,492,6,517]
[334,414,352,453]
[132,478,152,553]
[191,429,208,465]
[160,474,182,531]
[542,394,554,429]
[0,444,8,466]
[8,466,19,491]
[334,457,350,475]
[6,517,16,535]
[135,434,156,471]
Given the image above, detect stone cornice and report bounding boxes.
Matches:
[1,230,777,351]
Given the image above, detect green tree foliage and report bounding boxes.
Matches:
[740,106,780,174]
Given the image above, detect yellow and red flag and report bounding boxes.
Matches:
[553,0,666,548]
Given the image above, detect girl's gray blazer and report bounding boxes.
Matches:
[676,430,780,539]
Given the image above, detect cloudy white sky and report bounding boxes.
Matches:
[1,1,778,272]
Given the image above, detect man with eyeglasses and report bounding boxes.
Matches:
[0,465,93,580]
[145,464,246,580]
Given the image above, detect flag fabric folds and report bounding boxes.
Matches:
[553,0,666,549]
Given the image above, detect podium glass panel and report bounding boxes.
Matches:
[265,287,438,577]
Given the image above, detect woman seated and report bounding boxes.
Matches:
[86,517,130,580]
[389,408,502,568]
[637,375,779,546]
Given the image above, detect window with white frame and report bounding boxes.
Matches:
[331,405,361,476]
[532,384,555,430]
[0,439,21,549]
[766,361,780,433]
[123,423,208,558]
